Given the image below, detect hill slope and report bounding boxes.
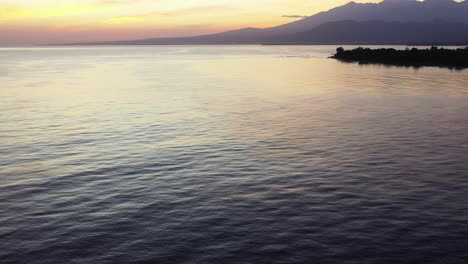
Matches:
[268,20,468,45]
[264,0,468,35]
[66,0,468,45]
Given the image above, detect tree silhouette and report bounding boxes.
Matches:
[332,46,468,69]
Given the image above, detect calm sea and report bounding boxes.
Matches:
[1,46,467,264]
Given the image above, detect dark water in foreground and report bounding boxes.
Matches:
[1,46,467,264]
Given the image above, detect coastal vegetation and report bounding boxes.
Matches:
[332,47,468,69]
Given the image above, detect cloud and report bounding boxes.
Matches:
[106,13,155,24]
[0,4,31,20]
[282,15,309,19]
[0,2,113,21]
[159,5,236,17]
[95,0,143,5]
[105,5,235,24]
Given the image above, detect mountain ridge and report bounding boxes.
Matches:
[266,20,468,45]
[63,0,468,46]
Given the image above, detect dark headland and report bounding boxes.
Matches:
[332,47,468,69]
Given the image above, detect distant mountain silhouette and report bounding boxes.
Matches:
[66,0,468,45]
[74,28,275,45]
[268,20,468,45]
[263,0,468,35]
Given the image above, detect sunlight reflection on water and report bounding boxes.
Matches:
[1,46,468,264]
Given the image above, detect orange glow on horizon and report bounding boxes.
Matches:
[0,0,382,45]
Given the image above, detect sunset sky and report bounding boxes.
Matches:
[0,0,380,45]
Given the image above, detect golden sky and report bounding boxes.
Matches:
[0,0,380,45]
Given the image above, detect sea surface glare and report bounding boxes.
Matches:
[1,46,467,264]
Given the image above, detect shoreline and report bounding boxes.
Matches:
[331,46,468,69]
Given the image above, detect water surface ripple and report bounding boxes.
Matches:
[1,46,467,264]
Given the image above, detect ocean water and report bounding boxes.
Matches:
[1,46,467,264]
